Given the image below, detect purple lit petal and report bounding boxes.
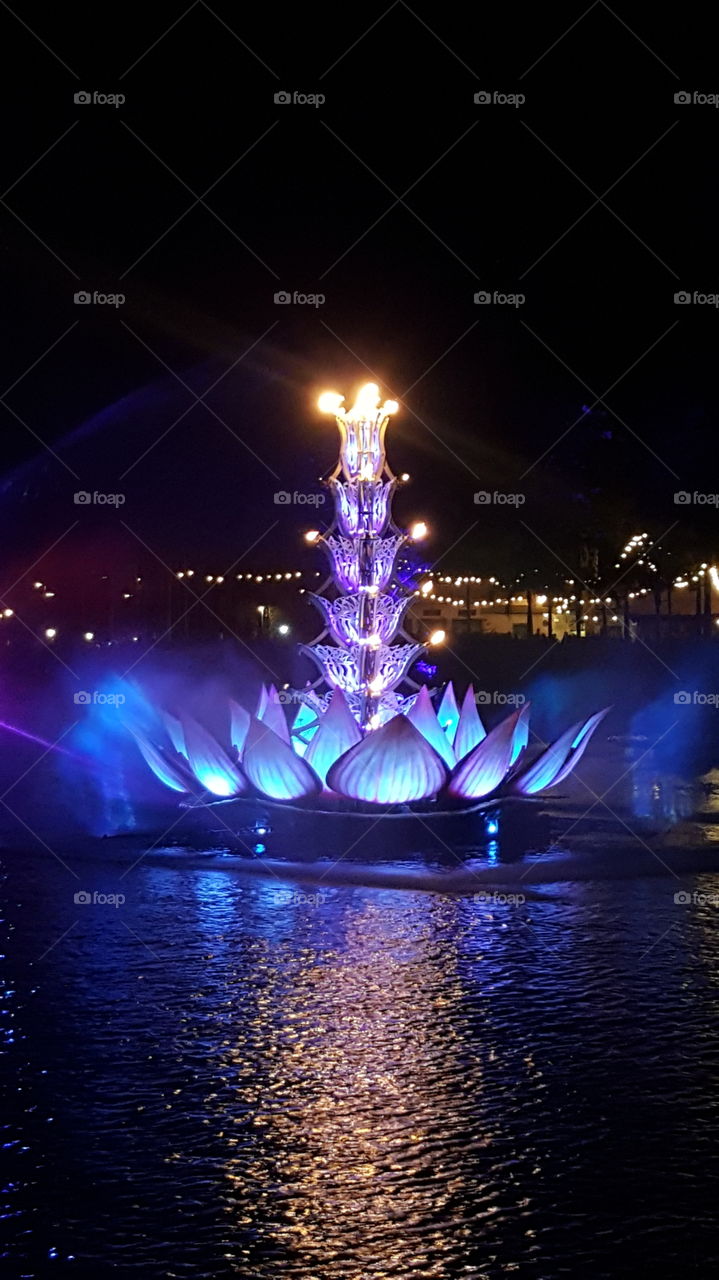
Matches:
[327,714,448,804]
[448,708,523,799]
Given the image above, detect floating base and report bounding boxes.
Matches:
[176,794,552,859]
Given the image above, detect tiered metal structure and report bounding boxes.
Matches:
[300,383,428,731]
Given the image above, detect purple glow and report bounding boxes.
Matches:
[0,720,76,757]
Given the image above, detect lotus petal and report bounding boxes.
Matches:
[509,700,531,765]
[437,681,460,745]
[512,708,609,795]
[406,685,456,769]
[291,701,320,755]
[305,688,362,786]
[327,714,448,804]
[259,685,291,744]
[181,715,247,797]
[229,699,250,754]
[452,685,486,761]
[255,685,268,720]
[550,708,609,785]
[447,708,523,799]
[242,717,321,801]
[161,711,186,758]
[512,719,581,796]
[129,727,192,794]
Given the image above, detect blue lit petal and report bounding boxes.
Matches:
[437,681,460,745]
[291,701,320,756]
[305,688,362,787]
[512,708,608,795]
[181,715,247,797]
[549,707,610,787]
[512,720,581,796]
[509,700,531,765]
[452,685,486,761]
[160,711,186,757]
[129,728,192,794]
[406,685,456,769]
[229,699,250,754]
[242,717,321,801]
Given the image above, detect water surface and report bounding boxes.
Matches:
[2,844,719,1278]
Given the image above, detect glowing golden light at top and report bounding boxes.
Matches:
[409,521,428,541]
[318,382,399,421]
[318,391,344,415]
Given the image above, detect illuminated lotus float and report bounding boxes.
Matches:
[127,383,608,822]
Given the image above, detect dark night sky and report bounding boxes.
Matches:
[1,1,718,589]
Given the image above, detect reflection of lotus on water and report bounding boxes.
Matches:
[125,383,608,817]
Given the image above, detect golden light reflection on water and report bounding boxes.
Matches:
[217,892,499,1278]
